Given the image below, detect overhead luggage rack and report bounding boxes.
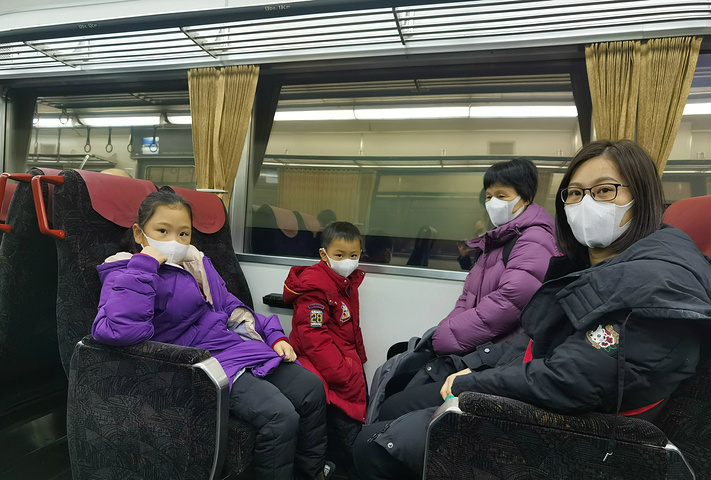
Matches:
[0,0,709,79]
[26,153,116,172]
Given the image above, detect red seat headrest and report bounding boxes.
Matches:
[77,170,157,227]
[171,187,225,234]
[663,195,711,257]
[0,181,16,222]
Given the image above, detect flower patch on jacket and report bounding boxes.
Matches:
[340,302,351,323]
[586,324,619,352]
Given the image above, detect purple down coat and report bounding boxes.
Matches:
[432,204,558,355]
[92,250,287,386]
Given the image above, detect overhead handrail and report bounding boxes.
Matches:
[31,175,65,240]
[106,127,113,153]
[0,173,34,234]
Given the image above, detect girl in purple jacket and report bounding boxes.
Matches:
[92,188,328,480]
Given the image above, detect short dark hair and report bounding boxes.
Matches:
[122,186,193,253]
[321,221,362,250]
[483,157,539,202]
[555,140,664,263]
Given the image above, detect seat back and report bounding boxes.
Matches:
[52,170,254,372]
[656,194,711,478]
[663,195,711,256]
[251,204,319,258]
[0,168,66,428]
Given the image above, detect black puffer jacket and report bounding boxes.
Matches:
[452,225,711,416]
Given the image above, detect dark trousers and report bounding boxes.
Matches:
[229,362,327,480]
[326,405,362,478]
[379,381,443,421]
[353,421,418,480]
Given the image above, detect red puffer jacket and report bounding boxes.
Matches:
[284,261,367,422]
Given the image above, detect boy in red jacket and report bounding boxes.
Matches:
[284,221,367,478]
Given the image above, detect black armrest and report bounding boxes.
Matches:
[263,292,292,309]
[458,392,667,446]
[80,335,211,364]
[67,335,229,480]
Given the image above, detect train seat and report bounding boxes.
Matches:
[50,169,255,480]
[251,204,319,258]
[0,168,66,432]
[423,196,711,480]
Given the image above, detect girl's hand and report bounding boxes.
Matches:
[141,245,167,265]
[273,340,297,362]
[440,368,472,400]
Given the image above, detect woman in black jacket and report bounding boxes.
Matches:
[354,140,711,480]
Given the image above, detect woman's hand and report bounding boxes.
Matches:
[440,368,472,400]
[457,242,474,257]
[141,245,167,265]
[273,340,297,362]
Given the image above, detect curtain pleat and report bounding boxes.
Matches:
[585,41,640,142]
[637,37,702,174]
[277,168,376,226]
[188,65,259,205]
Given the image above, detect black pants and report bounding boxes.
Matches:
[229,362,327,480]
[353,421,418,480]
[326,405,362,478]
[379,381,443,421]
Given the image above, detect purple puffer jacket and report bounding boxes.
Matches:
[92,253,287,386]
[432,204,559,355]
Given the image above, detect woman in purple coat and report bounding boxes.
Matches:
[92,187,328,480]
[432,157,559,355]
[379,158,559,419]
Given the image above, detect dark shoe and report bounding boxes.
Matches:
[323,461,336,480]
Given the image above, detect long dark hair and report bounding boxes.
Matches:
[120,186,193,253]
[555,140,664,263]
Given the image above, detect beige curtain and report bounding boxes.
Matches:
[637,37,702,174]
[188,65,259,205]
[277,168,376,226]
[585,41,640,142]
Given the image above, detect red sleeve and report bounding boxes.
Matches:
[291,292,361,389]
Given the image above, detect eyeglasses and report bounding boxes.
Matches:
[560,183,629,204]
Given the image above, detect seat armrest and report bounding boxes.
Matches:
[68,336,229,480]
[458,391,667,446]
[262,292,292,309]
[80,335,211,364]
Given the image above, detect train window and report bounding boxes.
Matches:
[245,75,581,271]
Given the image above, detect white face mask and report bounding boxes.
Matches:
[322,250,359,277]
[486,196,524,227]
[141,229,190,264]
[564,195,634,248]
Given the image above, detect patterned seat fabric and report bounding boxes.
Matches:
[53,170,255,479]
[0,168,66,430]
[426,393,692,480]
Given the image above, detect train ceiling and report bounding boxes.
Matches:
[1,0,710,80]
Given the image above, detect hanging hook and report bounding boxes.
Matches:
[33,128,39,159]
[105,127,113,153]
[56,129,62,161]
[59,107,70,125]
[84,127,92,153]
[127,133,133,154]
[149,126,158,153]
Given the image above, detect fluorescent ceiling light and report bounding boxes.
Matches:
[79,115,161,127]
[167,115,192,125]
[34,117,75,128]
[354,106,469,120]
[469,105,578,118]
[273,105,578,121]
[274,109,355,121]
[683,103,711,115]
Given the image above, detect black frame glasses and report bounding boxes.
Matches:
[560,183,629,204]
